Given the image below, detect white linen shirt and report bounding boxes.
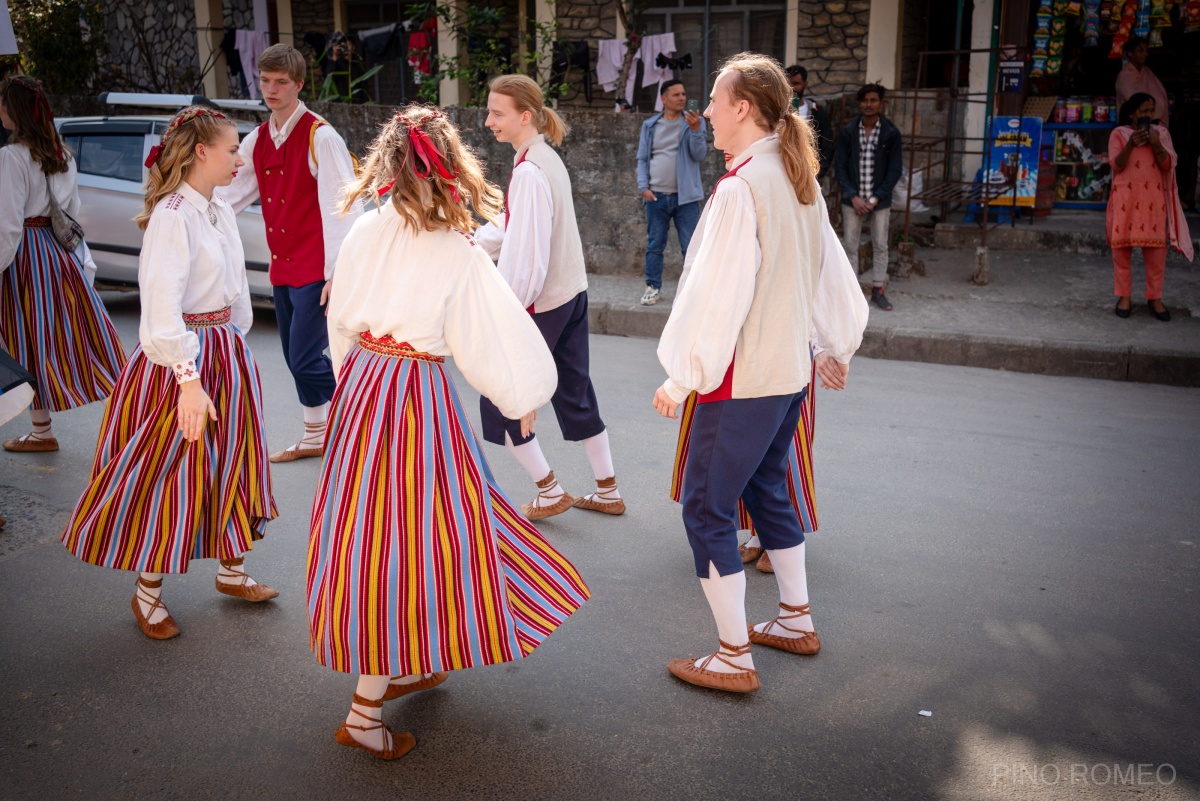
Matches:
[473,160,554,309]
[0,144,97,282]
[217,101,362,280]
[328,204,557,421]
[660,158,867,404]
[139,181,253,383]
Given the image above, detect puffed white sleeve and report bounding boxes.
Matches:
[444,244,557,419]
[495,163,553,308]
[325,224,364,378]
[232,269,254,335]
[216,129,261,214]
[656,179,759,404]
[314,126,363,281]
[0,148,28,271]
[138,211,200,383]
[473,217,504,260]
[812,201,868,363]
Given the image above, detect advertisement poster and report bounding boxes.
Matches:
[0,0,17,56]
[984,116,1041,207]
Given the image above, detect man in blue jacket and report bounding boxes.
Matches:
[636,79,708,305]
[835,83,903,310]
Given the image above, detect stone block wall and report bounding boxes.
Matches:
[310,102,725,277]
[795,0,870,100]
[101,0,202,92]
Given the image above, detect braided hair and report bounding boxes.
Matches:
[135,106,235,231]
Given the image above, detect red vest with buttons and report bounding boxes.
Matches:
[253,111,326,287]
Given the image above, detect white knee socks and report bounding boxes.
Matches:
[136,571,168,624]
[505,434,565,509]
[697,562,754,672]
[299,404,328,448]
[580,431,621,501]
[753,542,815,636]
[348,675,392,750]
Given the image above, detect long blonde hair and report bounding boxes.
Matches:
[488,74,568,147]
[136,107,236,230]
[0,76,71,175]
[720,53,820,206]
[340,104,504,232]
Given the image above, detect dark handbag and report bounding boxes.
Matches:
[45,174,84,251]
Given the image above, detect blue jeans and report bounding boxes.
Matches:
[643,193,701,289]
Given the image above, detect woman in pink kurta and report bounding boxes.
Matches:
[1107,93,1193,322]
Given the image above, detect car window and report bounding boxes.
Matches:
[76,134,144,182]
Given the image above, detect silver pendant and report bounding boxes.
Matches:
[207,207,217,226]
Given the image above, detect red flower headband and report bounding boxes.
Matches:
[377,109,461,202]
[144,107,229,169]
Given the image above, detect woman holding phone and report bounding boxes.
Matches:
[1107,93,1193,322]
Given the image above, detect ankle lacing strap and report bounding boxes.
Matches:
[535,471,562,500]
[345,693,388,732]
[219,557,251,585]
[696,639,753,673]
[134,576,168,616]
[760,602,813,635]
[591,476,620,500]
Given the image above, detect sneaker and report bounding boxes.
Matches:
[640,285,660,305]
[871,287,893,311]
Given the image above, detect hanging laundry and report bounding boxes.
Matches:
[408,17,437,81]
[236,29,270,98]
[357,23,400,63]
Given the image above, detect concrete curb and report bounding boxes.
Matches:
[586,302,1200,388]
[933,223,1200,256]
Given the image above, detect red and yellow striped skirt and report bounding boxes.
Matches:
[61,309,276,572]
[306,334,590,676]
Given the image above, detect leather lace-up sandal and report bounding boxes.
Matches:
[748,601,821,655]
[269,422,325,463]
[667,639,760,694]
[3,432,59,452]
[131,576,180,640]
[334,693,417,760]
[215,557,280,602]
[382,672,448,702]
[738,542,763,564]
[520,471,575,521]
[571,476,625,515]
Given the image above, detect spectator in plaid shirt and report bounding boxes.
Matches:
[834,83,902,310]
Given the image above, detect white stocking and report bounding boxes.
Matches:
[697,562,754,672]
[580,431,621,501]
[217,558,259,588]
[19,408,54,441]
[744,534,761,548]
[753,542,815,636]
[136,571,168,624]
[504,434,564,508]
[348,675,392,751]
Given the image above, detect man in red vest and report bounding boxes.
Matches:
[221,44,362,462]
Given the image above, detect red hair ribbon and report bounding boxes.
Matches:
[377,112,460,202]
[144,145,164,169]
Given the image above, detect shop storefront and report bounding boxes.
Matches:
[1016,0,1199,213]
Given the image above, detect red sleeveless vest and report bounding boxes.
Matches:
[253,111,326,288]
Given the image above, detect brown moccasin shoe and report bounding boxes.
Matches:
[216,557,280,602]
[739,543,763,564]
[269,445,323,463]
[748,602,820,655]
[334,694,417,760]
[520,470,575,521]
[383,672,448,702]
[131,576,180,640]
[571,475,625,515]
[3,434,59,452]
[755,551,774,573]
[667,640,760,694]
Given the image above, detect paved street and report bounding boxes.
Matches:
[1,295,1198,800]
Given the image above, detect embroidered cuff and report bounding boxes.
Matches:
[173,360,200,385]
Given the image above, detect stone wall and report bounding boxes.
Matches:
[100,0,202,92]
[795,0,869,100]
[311,102,725,277]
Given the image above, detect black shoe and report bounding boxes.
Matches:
[1114,299,1132,318]
[1148,301,1171,322]
[871,288,893,311]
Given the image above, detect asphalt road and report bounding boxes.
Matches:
[1,294,1198,801]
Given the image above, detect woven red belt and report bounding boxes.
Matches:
[182,307,231,328]
[23,217,52,228]
[359,332,444,363]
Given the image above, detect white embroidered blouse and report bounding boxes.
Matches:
[138,181,253,384]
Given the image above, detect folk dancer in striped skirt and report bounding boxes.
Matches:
[309,107,590,760]
[653,54,867,694]
[670,200,862,575]
[61,108,278,641]
[472,75,625,521]
[0,76,126,452]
